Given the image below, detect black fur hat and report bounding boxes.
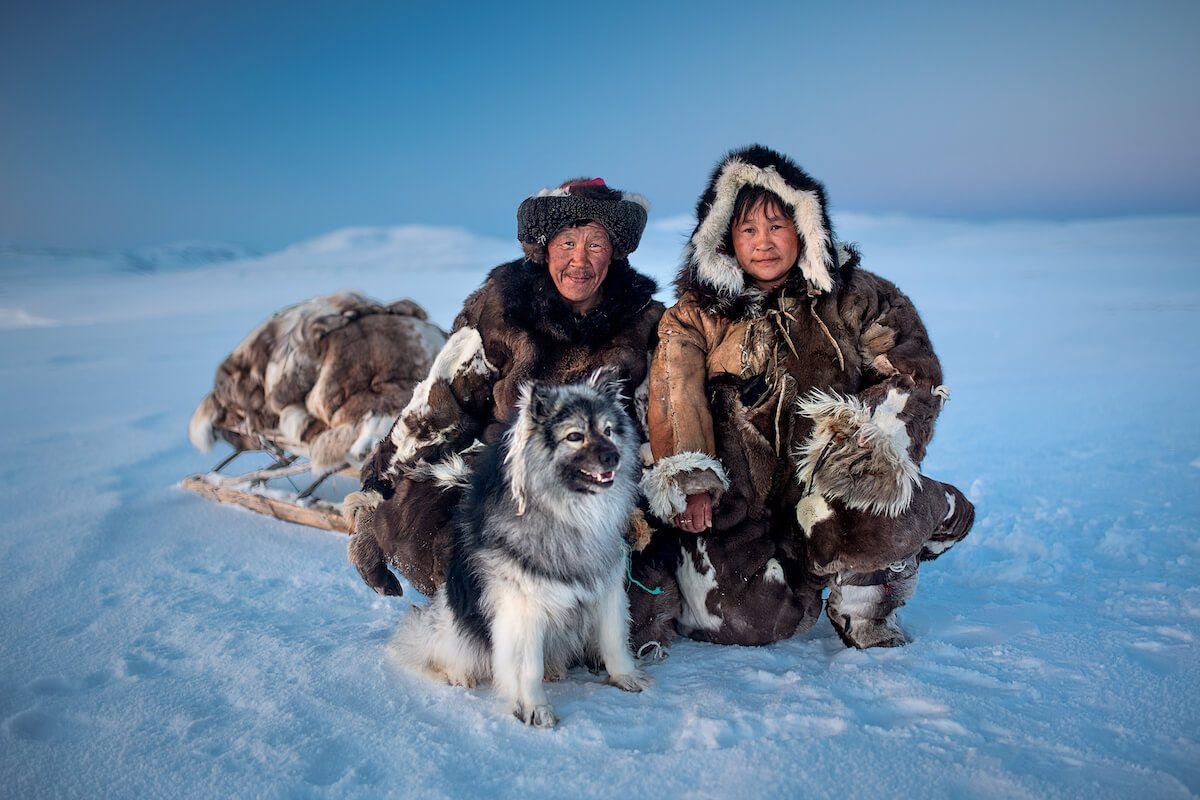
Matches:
[517,178,650,258]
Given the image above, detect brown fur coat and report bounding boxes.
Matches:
[348,257,664,596]
[644,255,946,525]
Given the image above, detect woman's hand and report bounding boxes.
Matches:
[673,492,713,533]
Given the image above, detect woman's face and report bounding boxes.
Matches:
[547,222,613,314]
[730,200,799,291]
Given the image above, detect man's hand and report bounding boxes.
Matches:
[673,492,712,533]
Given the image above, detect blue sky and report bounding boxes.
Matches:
[2,0,1197,250]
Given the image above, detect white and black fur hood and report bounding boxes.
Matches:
[677,145,856,315]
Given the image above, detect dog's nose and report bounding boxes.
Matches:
[599,449,619,469]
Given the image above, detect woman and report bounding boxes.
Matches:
[642,145,975,648]
[348,178,678,646]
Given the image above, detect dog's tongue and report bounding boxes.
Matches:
[599,471,614,483]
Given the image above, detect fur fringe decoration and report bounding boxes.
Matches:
[402,450,475,491]
[640,451,730,521]
[794,388,920,517]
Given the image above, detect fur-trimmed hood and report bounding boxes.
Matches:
[499,256,659,345]
[677,145,852,316]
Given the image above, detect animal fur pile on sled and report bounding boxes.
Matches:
[189,291,447,472]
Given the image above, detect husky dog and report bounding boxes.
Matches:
[391,370,651,727]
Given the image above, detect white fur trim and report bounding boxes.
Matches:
[640,452,729,520]
[689,159,834,298]
[677,540,722,633]
[794,388,920,517]
[388,326,495,467]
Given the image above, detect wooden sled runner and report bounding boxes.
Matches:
[184,292,447,533]
[182,432,357,533]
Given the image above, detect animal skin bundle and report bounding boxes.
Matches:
[189,291,446,472]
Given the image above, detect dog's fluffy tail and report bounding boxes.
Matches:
[390,591,491,688]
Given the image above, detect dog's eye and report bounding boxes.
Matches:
[603,426,613,437]
[565,432,584,443]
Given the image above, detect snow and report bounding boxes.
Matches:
[1,214,1197,799]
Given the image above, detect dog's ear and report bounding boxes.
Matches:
[524,382,558,425]
[509,382,555,517]
[586,366,625,404]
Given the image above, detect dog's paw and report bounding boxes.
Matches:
[543,666,568,682]
[607,669,652,692]
[513,702,558,728]
[434,668,478,688]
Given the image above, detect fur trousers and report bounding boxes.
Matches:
[669,478,974,648]
[348,474,457,598]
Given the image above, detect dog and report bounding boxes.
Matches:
[390,369,651,727]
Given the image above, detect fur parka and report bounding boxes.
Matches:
[645,147,945,525]
[642,145,969,647]
[349,257,664,597]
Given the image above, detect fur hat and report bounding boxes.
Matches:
[517,178,650,258]
[683,145,839,299]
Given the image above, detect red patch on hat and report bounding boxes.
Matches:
[560,177,606,189]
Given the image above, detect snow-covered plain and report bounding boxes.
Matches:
[1,212,1197,799]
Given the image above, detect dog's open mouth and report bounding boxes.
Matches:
[578,468,616,486]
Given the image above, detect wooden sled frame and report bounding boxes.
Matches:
[182,431,358,533]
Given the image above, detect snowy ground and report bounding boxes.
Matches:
[1,213,1197,799]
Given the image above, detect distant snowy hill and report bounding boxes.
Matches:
[0,225,518,331]
[0,241,262,276]
[1,214,1197,799]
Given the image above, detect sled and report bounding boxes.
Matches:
[183,291,448,534]
[181,430,360,533]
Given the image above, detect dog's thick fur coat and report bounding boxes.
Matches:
[391,372,650,726]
